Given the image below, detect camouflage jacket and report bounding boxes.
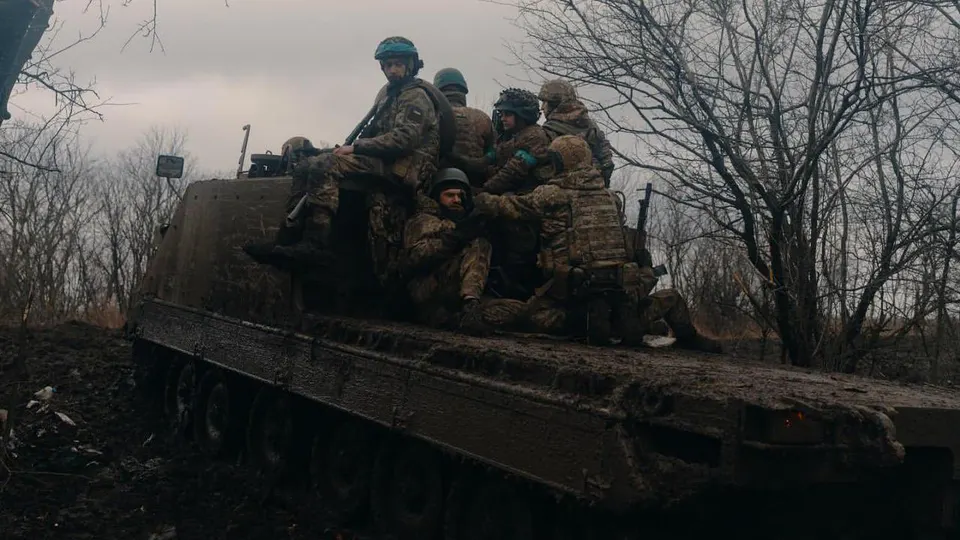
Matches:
[543,101,615,185]
[354,78,440,187]
[444,90,495,161]
[474,165,655,294]
[401,195,461,276]
[479,124,552,195]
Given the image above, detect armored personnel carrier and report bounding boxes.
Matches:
[126,144,960,539]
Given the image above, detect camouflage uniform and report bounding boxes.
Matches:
[282,37,440,287]
[469,135,643,344]
[538,80,615,186]
[402,168,491,328]
[453,88,553,299]
[433,68,495,187]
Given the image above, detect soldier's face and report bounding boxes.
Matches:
[540,100,556,116]
[438,188,465,211]
[501,112,517,131]
[381,59,408,82]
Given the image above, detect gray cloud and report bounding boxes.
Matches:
[15,0,536,173]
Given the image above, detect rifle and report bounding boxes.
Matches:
[635,182,668,278]
[285,101,381,226]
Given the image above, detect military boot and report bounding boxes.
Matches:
[458,297,492,337]
[673,323,724,354]
[243,212,334,272]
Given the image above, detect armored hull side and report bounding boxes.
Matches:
[137,176,295,324]
[127,175,960,537]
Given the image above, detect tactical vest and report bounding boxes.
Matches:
[451,108,482,158]
[540,186,628,273]
[537,184,632,299]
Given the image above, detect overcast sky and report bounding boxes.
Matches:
[12,0,540,175]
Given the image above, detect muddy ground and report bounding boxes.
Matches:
[0,321,361,540]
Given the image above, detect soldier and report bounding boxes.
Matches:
[245,36,441,290]
[450,87,553,299]
[469,135,722,352]
[538,79,615,186]
[465,135,643,342]
[401,168,491,329]
[456,87,552,194]
[621,223,719,350]
[432,68,494,187]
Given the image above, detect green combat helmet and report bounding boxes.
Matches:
[433,68,468,93]
[430,167,472,201]
[374,36,424,76]
[494,87,541,125]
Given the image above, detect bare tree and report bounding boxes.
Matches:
[509,0,960,369]
[92,125,194,313]
[0,119,99,327]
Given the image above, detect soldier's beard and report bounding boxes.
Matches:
[440,205,466,221]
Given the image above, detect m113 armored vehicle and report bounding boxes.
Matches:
[126,134,960,539]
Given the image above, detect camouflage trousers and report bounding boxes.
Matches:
[408,238,492,327]
[472,288,693,338]
[474,296,566,334]
[638,289,695,337]
[291,153,406,286]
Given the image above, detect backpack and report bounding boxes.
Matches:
[367,80,457,159]
[414,79,457,159]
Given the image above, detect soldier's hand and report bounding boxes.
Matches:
[472,192,496,215]
[333,145,354,156]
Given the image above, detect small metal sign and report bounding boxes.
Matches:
[155,154,184,178]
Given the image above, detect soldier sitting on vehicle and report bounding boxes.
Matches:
[538,79,616,187]
[432,68,495,187]
[623,226,723,353]
[461,135,646,343]
[400,168,490,329]
[244,36,442,292]
[449,87,554,300]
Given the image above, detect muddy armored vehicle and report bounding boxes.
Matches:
[126,134,960,539]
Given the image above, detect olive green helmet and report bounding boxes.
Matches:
[433,68,468,93]
[429,167,471,196]
[374,36,424,75]
[429,167,473,211]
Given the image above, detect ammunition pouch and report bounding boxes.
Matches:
[539,261,639,303]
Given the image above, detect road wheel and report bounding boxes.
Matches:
[163,361,196,439]
[193,370,247,458]
[371,439,445,539]
[246,388,294,478]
